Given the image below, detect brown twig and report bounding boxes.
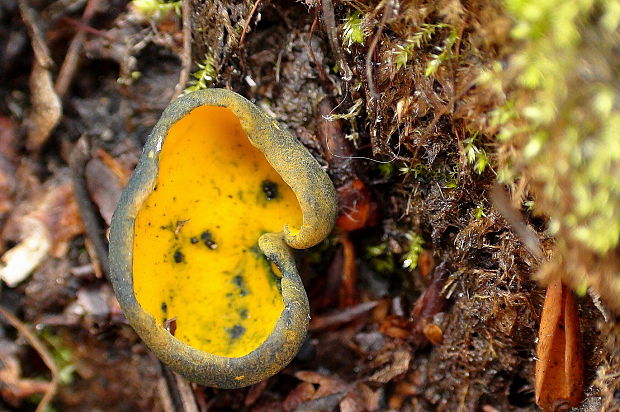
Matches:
[306,10,330,86]
[60,16,112,38]
[239,0,262,48]
[0,306,59,412]
[309,301,378,330]
[55,0,101,97]
[365,0,393,99]
[158,360,200,412]
[321,0,352,81]
[69,137,110,278]
[172,0,192,100]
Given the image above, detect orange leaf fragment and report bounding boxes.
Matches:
[535,278,584,411]
[335,179,377,231]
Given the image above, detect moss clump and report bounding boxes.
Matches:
[496,0,620,310]
[183,55,218,94]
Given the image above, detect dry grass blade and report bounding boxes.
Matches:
[535,278,584,411]
[0,306,60,412]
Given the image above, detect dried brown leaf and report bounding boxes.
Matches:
[85,158,124,225]
[283,382,316,412]
[368,346,411,384]
[535,278,584,411]
[295,371,348,397]
[245,379,269,407]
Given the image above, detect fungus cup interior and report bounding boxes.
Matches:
[132,105,303,358]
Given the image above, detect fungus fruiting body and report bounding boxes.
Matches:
[109,89,336,388]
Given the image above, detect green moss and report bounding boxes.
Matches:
[501,0,620,255]
[342,11,368,48]
[183,55,217,94]
[425,26,458,77]
[492,0,620,306]
[463,132,489,175]
[393,23,452,70]
[366,242,395,274]
[39,329,76,385]
[402,232,425,270]
[132,0,181,19]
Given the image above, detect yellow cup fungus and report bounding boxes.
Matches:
[109,89,336,388]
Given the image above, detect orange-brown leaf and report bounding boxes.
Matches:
[535,278,584,411]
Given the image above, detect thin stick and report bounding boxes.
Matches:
[306,10,329,86]
[172,0,192,100]
[310,301,378,330]
[239,0,262,48]
[490,184,543,261]
[365,0,393,99]
[69,137,110,278]
[55,0,101,97]
[0,306,59,412]
[322,0,352,80]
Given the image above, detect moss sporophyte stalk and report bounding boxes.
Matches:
[109,89,337,388]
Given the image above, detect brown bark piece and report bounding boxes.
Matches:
[535,278,584,411]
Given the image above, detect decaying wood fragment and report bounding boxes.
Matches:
[535,278,584,411]
[0,177,83,287]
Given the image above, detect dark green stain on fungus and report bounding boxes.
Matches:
[173,249,185,263]
[227,324,246,340]
[201,230,217,249]
[232,274,250,297]
[261,180,279,200]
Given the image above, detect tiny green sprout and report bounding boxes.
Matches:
[575,282,589,297]
[183,55,217,94]
[378,163,394,179]
[399,163,414,175]
[400,162,429,177]
[342,11,368,49]
[473,203,486,219]
[443,165,459,188]
[366,243,387,257]
[425,27,458,77]
[39,329,76,385]
[523,200,535,210]
[463,132,489,174]
[402,231,425,270]
[365,243,395,274]
[133,0,181,19]
[131,71,142,80]
[393,23,450,69]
